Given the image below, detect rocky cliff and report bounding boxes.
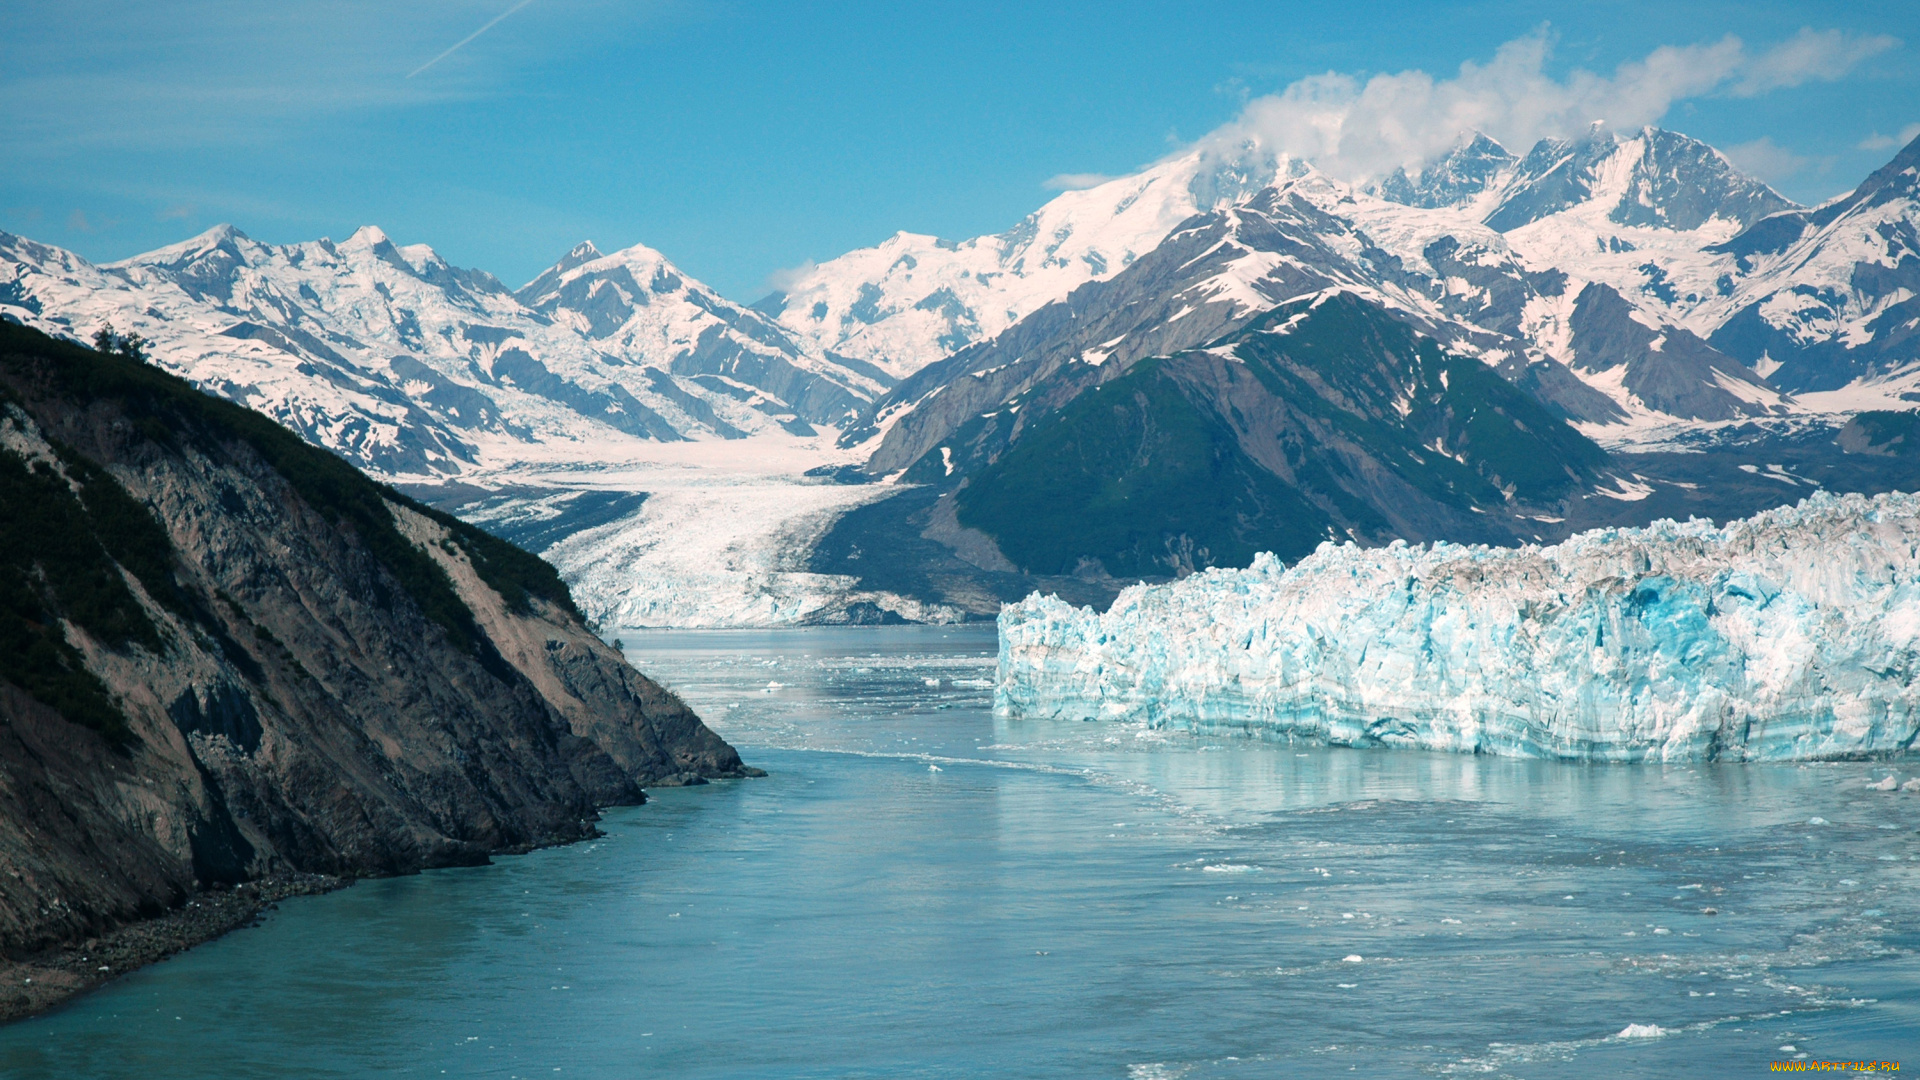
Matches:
[0,320,753,1001]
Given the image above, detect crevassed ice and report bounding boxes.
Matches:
[996,491,1920,762]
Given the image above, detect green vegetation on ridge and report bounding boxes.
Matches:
[955,294,1611,579]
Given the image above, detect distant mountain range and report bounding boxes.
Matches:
[3,124,1918,624]
[781,125,1920,426]
[0,226,884,476]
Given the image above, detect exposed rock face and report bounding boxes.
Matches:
[0,321,752,968]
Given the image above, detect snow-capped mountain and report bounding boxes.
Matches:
[762,126,1814,390]
[0,225,884,477]
[1704,135,1920,392]
[758,150,1305,378]
[850,129,1811,482]
[4,123,1917,629]
[513,240,889,434]
[1363,126,1920,409]
[800,126,1920,600]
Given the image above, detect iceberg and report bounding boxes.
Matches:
[996,492,1920,761]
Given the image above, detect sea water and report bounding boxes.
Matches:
[0,626,1915,1078]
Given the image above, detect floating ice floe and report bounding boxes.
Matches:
[1616,1024,1667,1039]
[997,492,1920,762]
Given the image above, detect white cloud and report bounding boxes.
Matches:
[1043,173,1118,191]
[1192,27,1900,183]
[1858,122,1920,151]
[763,259,816,294]
[1721,137,1809,182]
[1733,28,1898,95]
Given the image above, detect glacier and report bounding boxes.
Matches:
[996,491,1920,761]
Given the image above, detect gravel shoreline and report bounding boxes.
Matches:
[0,873,343,1023]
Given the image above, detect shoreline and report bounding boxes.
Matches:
[0,783,754,1026]
[0,873,343,1024]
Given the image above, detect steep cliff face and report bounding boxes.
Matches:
[0,321,752,966]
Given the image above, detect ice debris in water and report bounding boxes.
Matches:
[1617,1024,1667,1039]
[996,492,1920,762]
[1868,775,1899,791]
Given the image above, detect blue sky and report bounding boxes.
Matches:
[3,1,1916,300]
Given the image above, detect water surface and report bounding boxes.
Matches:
[2,626,1915,1078]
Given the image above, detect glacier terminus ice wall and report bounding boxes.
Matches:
[996,492,1920,761]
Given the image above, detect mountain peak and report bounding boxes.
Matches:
[346,224,392,248]
[1372,131,1517,209]
[1483,126,1792,233]
[104,222,252,277]
[193,223,246,245]
[599,239,673,269]
[1845,127,1920,211]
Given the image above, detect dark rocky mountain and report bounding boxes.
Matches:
[945,293,1615,578]
[813,293,1623,605]
[0,321,753,1012]
[812,296,1920,618]
[1564,282,1786,421]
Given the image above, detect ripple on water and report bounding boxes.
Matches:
[0,626,1913,1079]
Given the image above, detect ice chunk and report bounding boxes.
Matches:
[996,492,1920,762]
[1616,1024,1666,1038]
[1869,775,1899,791]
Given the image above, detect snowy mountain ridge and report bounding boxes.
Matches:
[0,222,884,478]
[760,150,1312,378]
[845,125,1920,482]
[771,126,1815,389]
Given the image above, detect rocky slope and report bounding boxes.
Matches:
[0,320,752,1004]
[945,292,1617,576]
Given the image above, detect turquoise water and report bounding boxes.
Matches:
[2,626,1917,1078]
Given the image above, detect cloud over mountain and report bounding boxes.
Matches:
[1192,27,1898,182]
